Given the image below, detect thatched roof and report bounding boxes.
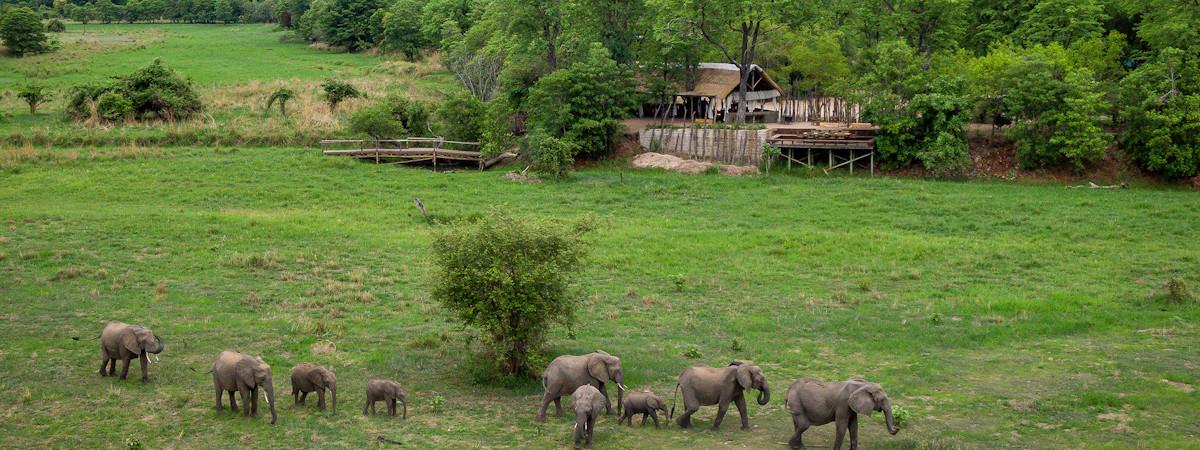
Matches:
[678,63,783,101]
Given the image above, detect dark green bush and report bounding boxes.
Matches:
[435,90,486,142]
[525,43,634,157]
[528,132,577,179]
[96,92,133,122]
[1120,48,1200,179]
[431,209,591,376]
[46,18,66,32]
[348,103,405,139]
[66,60,202,122]
[321,79,364,112]
[382,92,430,135]
[1,7,54,56]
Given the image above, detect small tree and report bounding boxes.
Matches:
[431,210,591,376]
[348,103,406,139]
[528,132,577,179]
[435,90,486,142]
[321,79,364,112]
[46,19,66,32]
[265,88,296,115]
[17,84,51,115]
[1,7,55,56]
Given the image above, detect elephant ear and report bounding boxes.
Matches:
[849,385,876,417]
[735,365,753,390]
[121,328,142,354]
[588,356,610,383]
[236,358,256,388]
[307,368,325,387]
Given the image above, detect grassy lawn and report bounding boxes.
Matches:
[0,24,456,146]
[1,146,1197,448]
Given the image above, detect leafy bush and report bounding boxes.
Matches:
[431,209,591,376]
[1163,277,1193,304]
[321,79,364,112]
[65,60,202,122]
[373,0,426,60]
[17,84,50,115]
[528,133,576,179]
[435,90,486,142]
[46,19,66,32]
[1120,48,1200,179]
[96,92,133,121]
[1,7,54,56]
[305,0,382,51]
[891,404,911,428]
[525,43,635,157]
[382,92,430,135]
[348,103,405,139]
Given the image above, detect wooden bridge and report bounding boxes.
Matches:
[767,126,877,175]
[320,138,516,170]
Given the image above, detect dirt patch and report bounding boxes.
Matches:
[1162,379,1195,393]
[631,152,759,176]
[501,171,541,184]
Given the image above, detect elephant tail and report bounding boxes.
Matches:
[189,367,214,374]
[668,383,680,423]
[72,334,100,341]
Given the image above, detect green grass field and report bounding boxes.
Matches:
[1,145,1198,448]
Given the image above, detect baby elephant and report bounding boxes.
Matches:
[572,385,607,449]
[290,363,337,414]
[364,379,407,418]
[98,321,164,383]
[619,391,667,428]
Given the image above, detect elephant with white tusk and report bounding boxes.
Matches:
[783,378,900,449]
[669,360,770,430]
[537,350,627,422]
[211,351,277,424]
[98,322,164,383]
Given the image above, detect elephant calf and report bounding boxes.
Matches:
[98,321,164,383]
[211,350,277,424]
[539,350,627,422]
[572,385,606,449]
[784,378,900,450]
[364,379,407,418]
[619,391,667,428]
[290,363,337,414]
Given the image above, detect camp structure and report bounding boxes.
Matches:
[639,63,784,123]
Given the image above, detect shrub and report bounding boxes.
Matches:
[321,79,364,112]
[1120,48,1200,179]
[525,43,635,156]
[431,209,591,376]
[348,103,405,139]
[1163,277,1192,304]
[66,82,113,120]
[1,7,54,56]
[435,90,486,142]
[373,0,426,60]
[46,18,66,32]
[528,133,576,179]
[382,92,430,135]
[307,0,383,51]
[17,84,50,115]
[265,88,296,115]
[119,59,203,121]
[96,92,133,122]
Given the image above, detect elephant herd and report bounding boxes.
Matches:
[95,323,899,449]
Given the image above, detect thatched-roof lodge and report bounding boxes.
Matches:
[640,63,784,123]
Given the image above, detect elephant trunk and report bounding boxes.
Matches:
[330,381,337,414]
[756,382,770,406]
[616,382,624,416]
[265,380,277,424]
[883,399,899,435]
[149,334,164,354]
[401,397,407,419]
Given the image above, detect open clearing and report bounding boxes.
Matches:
[1,146,1197,448]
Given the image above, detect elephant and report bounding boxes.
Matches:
[670,360,770,430]
[783,378,900,450]
[98,322,164,383]
[364,379,407,418]
[538,350,627,422]
[571,384,607,449]
[211,350,277,424]
[290,363,337,414]
[618,390,667,428]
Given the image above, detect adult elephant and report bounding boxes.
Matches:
[212,350,277,424]
[537,350,627,422]
[670,360,770,430]
[98,322,164,383]
[784,378,899,449]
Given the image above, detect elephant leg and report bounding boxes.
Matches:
[734,394,750,430]
[789,414,810,449]
[228,390,238,412]
[676,390,699,428]
[251,387,260,415]
[833,416,849,450]
[119,355,132,380]
[108,357,117,376]
[537,388,556,421]
[848,414,859,450]
[100,348,110,376]
[293,386,300,405]
[640,413,648,426]
[318,389,326,410]
[363,398,370,415]
[598,383,611,414]
[390,398,398,416]
[712,399,731,430]
[239,386,252,416]
[586,413,596,448]
[214,383,223,410]
[555,397,564,416]
[139,353,149,383]
[649,410,660,428]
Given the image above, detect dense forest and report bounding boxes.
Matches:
[5,0,1199,178]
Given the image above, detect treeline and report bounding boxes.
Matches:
[2,0,277,24]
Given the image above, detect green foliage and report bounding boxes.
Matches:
[96,92,133,122]
[1163,277,1193,304]
[1120,48,1200,179]
[64,59,202,122]
[306,0,382,51]
[46,19,66,33]
[17,83,50,115]
[891,404,911,428]
[528,132,577,179]
[525,43,634,156]
[760,143,781,175]
[435,90,487,142]
[265,88,296,116]
[348,103,405,139]
[431,209,591,376]
[374,0,426,60]
[1000,45,1110,170]
[1,7,54,56]
[681,346,702,359]
[320,79,364,112]
[382,92,431,136]
[1014,0,1107,47]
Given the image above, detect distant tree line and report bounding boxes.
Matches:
[1,0,278,24]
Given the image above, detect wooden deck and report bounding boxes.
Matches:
[320,139,515,170]
[766,126,877,175]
